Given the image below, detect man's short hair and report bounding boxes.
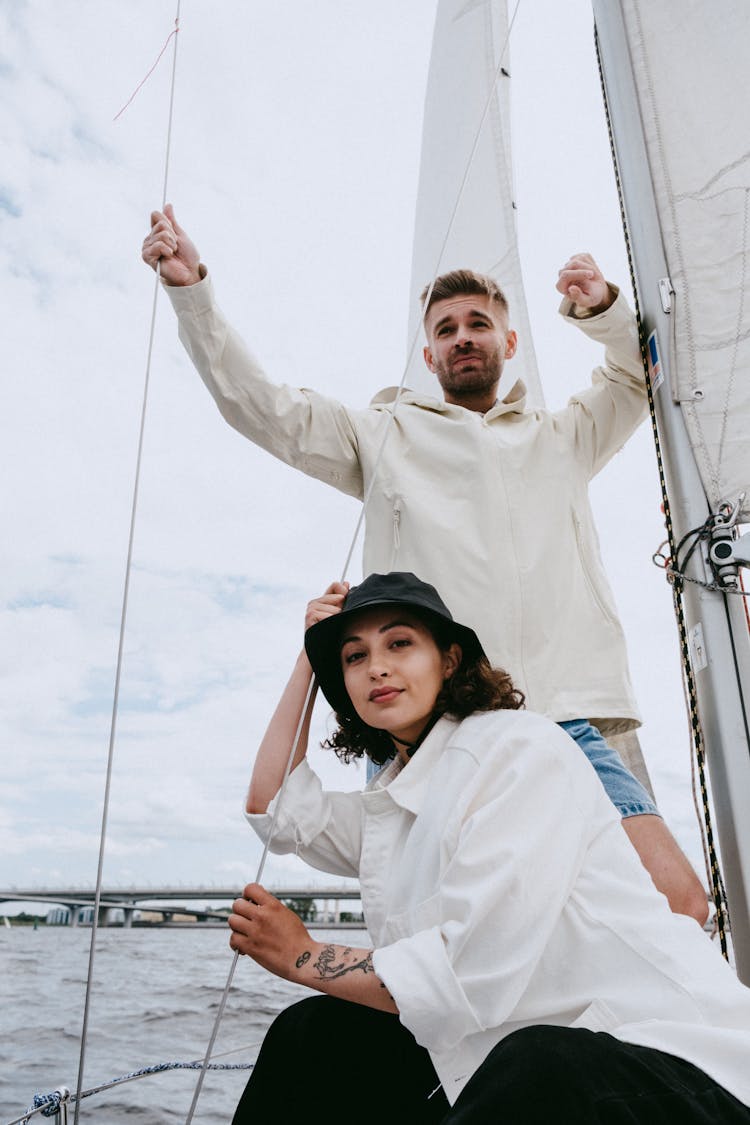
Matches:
[420,269,509,321]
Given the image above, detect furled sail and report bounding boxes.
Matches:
[599,2,750,520]
[405,0,543,407]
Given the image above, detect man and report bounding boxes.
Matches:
[141,204,708,923]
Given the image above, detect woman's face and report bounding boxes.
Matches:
[340,607,460,754]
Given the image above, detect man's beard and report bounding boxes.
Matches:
[434,347,503,400]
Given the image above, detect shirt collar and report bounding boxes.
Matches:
[365,715,461,815]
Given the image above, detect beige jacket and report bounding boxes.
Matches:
[167,277,647,730]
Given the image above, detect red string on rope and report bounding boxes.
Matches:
[113,20,180,122]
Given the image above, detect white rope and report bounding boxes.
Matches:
[72,8,183,1125]
[183,4,522,1120]
[10,1042,264,1125]
[184,673,317,1123]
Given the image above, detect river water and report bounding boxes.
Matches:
[1,924,367,1124]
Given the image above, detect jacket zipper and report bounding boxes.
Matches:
[388,497,402,570]
[571,509,614,623]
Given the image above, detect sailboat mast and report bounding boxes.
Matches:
[593,0,750,981]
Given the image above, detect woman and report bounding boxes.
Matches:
[229,572,750,1124]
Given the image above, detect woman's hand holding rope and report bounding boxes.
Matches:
[228,883,398,1014]
[228,883,314,978]
[305,581,349,630]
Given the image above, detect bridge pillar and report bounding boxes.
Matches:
[323,899,340,924]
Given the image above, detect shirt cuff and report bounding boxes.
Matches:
[559,282,620,320]
[374,927,481,1053]
[244,759,330,850]
[162,267,214,316]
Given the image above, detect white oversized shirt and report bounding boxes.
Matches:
[247,711,750,1106]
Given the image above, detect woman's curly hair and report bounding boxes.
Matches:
[322,615,524,765]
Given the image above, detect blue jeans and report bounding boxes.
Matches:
[558,719,659,818]
[366,717,658,819]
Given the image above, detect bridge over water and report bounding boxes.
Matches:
[0,885,363,928]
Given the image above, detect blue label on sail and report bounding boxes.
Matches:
[647,331,664,391]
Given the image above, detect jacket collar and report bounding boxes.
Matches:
[366,714,461,815]
[369,380,528,419]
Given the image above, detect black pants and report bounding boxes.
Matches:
[232,995,449,1125]
[450,1023,750,1123]
[232,996,750,1125]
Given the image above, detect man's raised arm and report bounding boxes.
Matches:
[139,205,364,498]
[554,251,647,479]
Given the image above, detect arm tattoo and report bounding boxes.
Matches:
[312,944,375,980]
[295,950,311,969]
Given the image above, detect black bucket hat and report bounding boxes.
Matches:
[304,571,487,719]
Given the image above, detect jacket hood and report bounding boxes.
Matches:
[369,378,528,418]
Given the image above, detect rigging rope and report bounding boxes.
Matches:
[14,1051,258,1125]
[593,25,730,959]
[652,516,750,597]
[71,8,182,1125]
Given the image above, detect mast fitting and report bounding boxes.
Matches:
[658,276,674,314]
[708,495,750,587]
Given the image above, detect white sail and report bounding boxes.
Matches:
[609,2,750,520]
[594,0,750,979]
[405,0,543,407]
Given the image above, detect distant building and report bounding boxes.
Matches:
[46,906,71,925]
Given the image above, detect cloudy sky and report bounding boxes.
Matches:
[2,0,714,900]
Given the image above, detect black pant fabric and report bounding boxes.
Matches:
[232,997,750,1125]
[231,994,449,1125]
[445,1024,750,1124]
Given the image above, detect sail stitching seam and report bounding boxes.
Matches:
[715,188,748,479]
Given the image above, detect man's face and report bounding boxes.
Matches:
[423,293,517,406]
